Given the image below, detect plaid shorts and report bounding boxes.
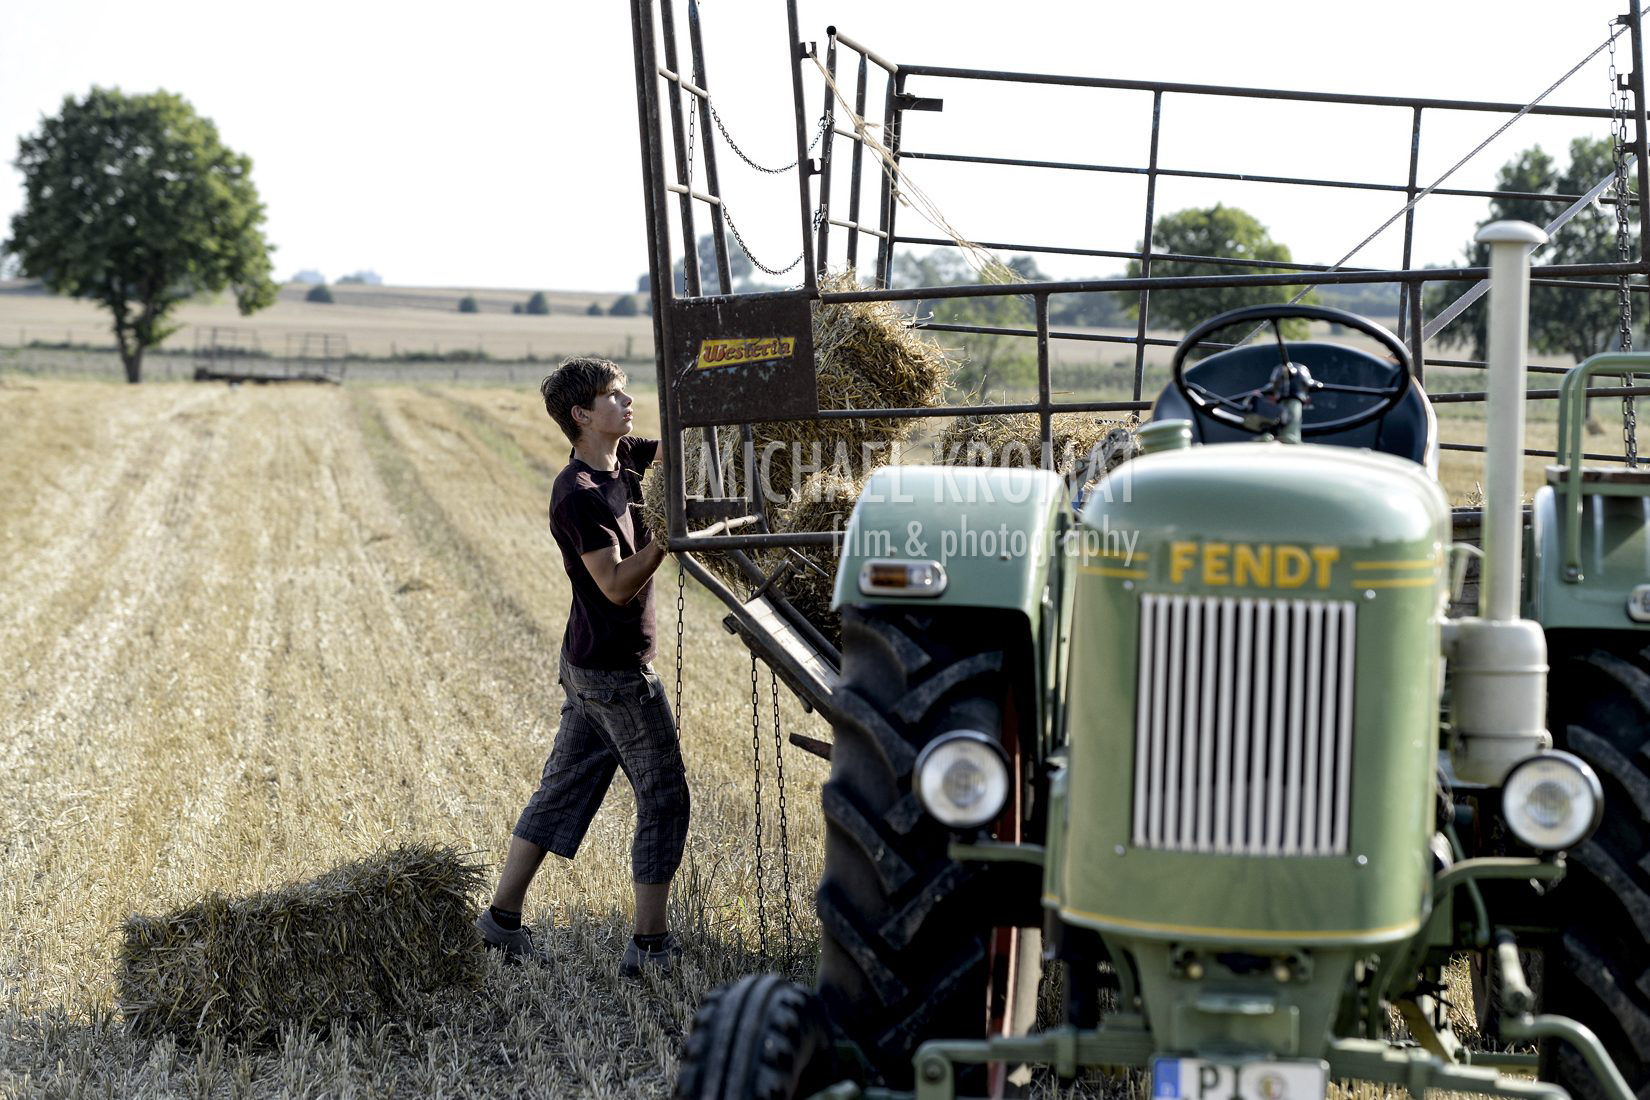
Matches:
[514,654,689,884]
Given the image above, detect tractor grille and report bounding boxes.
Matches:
[1132,595,1356,856]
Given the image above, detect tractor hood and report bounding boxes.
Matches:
[1078,441,1448,563]
[1051,441,1451,948]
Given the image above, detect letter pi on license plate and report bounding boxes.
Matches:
[1150,1057,1327,1100]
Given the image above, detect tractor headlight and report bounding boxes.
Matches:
[914,730,1010,830]
[1502,751,1603,852]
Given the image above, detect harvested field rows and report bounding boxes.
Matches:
[0,377,828,1097]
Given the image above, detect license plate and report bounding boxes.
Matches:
[1150,1057,1327,1100]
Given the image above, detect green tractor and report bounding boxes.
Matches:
[672,226,1650,1100]
[625,3,1650,1096]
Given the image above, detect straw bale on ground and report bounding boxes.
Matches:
[118,844,485,1044]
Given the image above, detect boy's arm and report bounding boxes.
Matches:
[582,540,668,606]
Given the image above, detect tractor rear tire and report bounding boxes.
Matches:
[815,606,1018,1088]
[1543,641,1650,1100]
[673,975,835,1100]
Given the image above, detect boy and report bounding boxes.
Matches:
[475,357,687,978]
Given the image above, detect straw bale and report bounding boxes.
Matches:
[638,275,951,608]
[755,272,952,498]
[642,454,863,642]
[640,461,669,549]
[640,458,750,594]
[118,843,485,1044]
[937,412,1140,481]
[764,469,863,635]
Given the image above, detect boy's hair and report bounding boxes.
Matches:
[541,357,626,443]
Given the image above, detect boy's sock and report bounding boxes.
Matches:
[489,905,522,931]
[633,931,669,951]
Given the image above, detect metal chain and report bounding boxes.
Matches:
[683,0,822,279]
[750,653,769,957]
[709,103,828,174]
[718,195,805,277]
[1611,23,1640,465]
[686,78,696,191]
[769,668,796,966]
[691,0,824,176]
[674,569,685,730]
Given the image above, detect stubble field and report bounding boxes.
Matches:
[0,360,1541,1100]
[0,375,832,1098]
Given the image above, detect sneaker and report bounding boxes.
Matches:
[475,910,538,962]
[619,933,681,979]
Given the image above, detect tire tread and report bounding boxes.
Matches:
[1546,643,1650,1100]
[815,607,1015,1087]
[673,975,833,1100]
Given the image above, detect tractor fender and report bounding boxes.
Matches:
[830,465,1067,627]
[1526,481,1650,632]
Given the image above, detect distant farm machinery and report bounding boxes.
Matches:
[191,327,345,384]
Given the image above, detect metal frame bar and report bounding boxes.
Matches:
[894,148,1639,207]
[890,64,1623,116]
[1132,91,1163,402]
[814,32,838,276]
[633,0,1650,565]
[657,0,702,297]
[686,0,734,295]
[786,0,817,292]
[845,48,870,271]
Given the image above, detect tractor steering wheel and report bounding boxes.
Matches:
[1170,303,1413,437]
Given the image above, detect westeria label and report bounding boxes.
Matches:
[695,336,796,370]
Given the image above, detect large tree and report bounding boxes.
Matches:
[1126,204,1309,336]
[1430,137,1633,362]
[4,88,277,382]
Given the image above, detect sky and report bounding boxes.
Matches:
[0,1,1639,294]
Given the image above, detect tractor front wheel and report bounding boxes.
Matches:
[815,606,1026,1089]
[673,975,835,1100]
[1543,640,1650,1100]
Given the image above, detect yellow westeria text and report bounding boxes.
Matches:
[695,336,796,370]
[1168,540,1341,590]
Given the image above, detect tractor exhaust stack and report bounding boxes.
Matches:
[1448,221,1553,785]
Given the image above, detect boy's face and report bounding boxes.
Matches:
[576,380,634,439]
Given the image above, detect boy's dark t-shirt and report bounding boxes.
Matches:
[550,436,660,670]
